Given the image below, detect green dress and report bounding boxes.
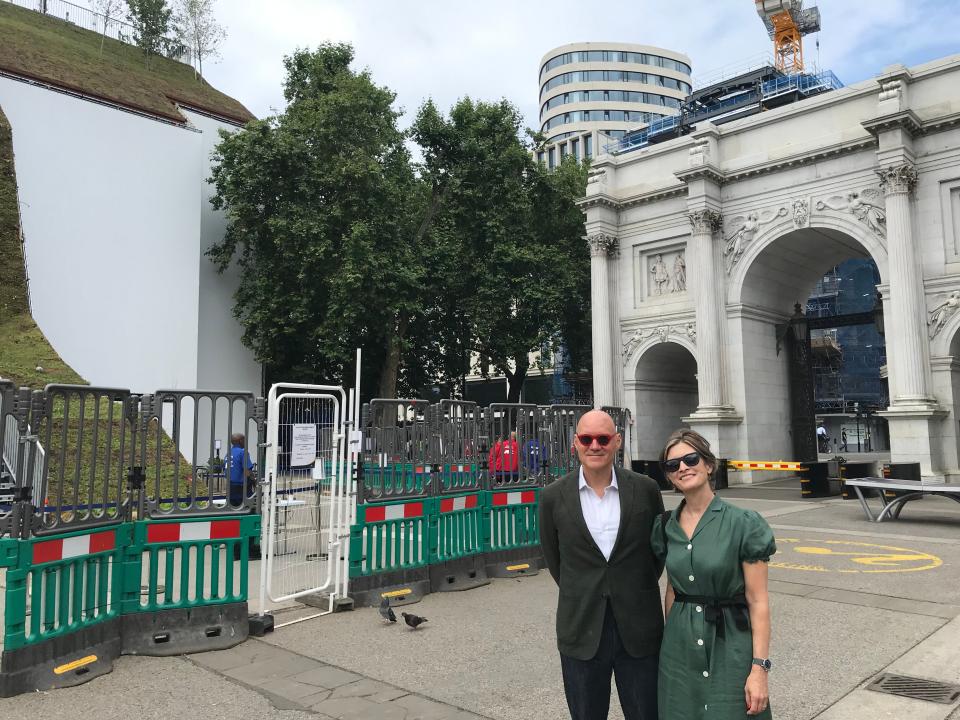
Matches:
[651,496,776,720]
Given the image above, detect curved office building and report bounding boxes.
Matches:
[538,42,692,165]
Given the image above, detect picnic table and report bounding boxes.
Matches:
[843,477,960,522]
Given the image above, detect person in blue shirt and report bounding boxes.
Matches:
[228,433,254,507]
[524,436,550,479]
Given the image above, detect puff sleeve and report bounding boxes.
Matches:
[739,510,777,563]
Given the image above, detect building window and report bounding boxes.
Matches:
[548,147,556,169]
[537,151,545,165]
[584,135,593,158]
[571,138,579,159]
[560,144,568,160]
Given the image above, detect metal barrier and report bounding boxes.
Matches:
[137,390,263,519]
[30,385,135,537]
[484,403,539,489]
[601,405,632,467]
[359,399,432,502]
[434,400,482,494]
[543,404,587,481]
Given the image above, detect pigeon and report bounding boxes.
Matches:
[379,597,396,623]
[402,612,427,629]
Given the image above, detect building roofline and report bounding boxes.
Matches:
[539,42,691,68]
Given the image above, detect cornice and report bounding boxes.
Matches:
[862,109,924,137]
[723,137,877,183]
[675,165,726,185]
[577,193,619,210]
[924,275,960,293]
[620,184,688,209]
[725,303,790,324]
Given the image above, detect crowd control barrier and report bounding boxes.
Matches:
[0,382,265,697]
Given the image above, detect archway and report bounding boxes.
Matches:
[729,223,889,463]
[631,341,698,460]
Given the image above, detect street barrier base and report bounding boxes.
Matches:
[349,569,429,608]
[248,613,275,637]
[122,602,248,656]
[484,547,543,578]
[429,556,490,593]
[0,618,121,697]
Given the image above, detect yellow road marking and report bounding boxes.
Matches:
[772,537,941,573]
[380,588,412,598]
[506,563,530,571]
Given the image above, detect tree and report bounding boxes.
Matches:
[91,0,124,57]
[411,100,590,402]
[208,44,430,397]
[126,0,172,63]
[172,0,226,79]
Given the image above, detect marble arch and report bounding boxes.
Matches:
[580,55,960,480]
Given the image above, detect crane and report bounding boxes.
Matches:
[755,0,822,75]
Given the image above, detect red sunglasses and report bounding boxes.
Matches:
[576,433,614,447]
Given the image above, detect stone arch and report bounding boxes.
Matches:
[727,214,889,308]
[929,298,960,359]
[628,340,699,461]
[624,331,698,380]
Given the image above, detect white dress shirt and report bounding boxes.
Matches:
[578,467,620,561]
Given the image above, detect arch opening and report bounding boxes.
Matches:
[632,341,698,460]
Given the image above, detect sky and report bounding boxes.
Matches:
[94,1,960,129]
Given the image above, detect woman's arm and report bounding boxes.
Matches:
[743,560,771,716]
[663,580,675,619]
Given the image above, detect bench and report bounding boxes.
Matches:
[843,477,960,522]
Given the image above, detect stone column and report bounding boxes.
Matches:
[588,233,617,407]
[879,163,933,405]
[688,210,724,409]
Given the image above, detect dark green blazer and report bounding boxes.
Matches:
[539,466,666,661]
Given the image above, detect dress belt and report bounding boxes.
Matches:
[673,592,750,639]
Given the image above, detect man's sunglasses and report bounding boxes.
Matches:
[576,434,614,447]
[663,451,702,473]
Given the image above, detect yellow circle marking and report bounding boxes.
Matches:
[770,537,941,573]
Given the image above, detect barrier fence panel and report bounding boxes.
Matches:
[138,390,263,519]
[30,385,136,537]
[0,523,131,696]
[601,405,632,467]
[544,405,589,481]
[484,487,541,578]
[262,385,351,612]
[122,515,258,655]
[360,399,432,503]
[434,399,481,494]
[348,497,431,607]
[430,490,488,591]
[485,403,539,489]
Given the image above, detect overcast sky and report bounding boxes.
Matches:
[97,1,960,128]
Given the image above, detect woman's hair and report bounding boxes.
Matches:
[659,428,718,477]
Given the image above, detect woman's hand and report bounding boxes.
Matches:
[744,665,769,715]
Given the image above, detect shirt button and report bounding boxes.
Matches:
[697,639,704,646]
[703,670,709,677]
[689,575,695,581]
[687,543,692,550]
[704,705,708,710]
[696,605,702,613]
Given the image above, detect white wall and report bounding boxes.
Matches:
[0,79,261,459]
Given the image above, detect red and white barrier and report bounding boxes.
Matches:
[146,520,241,544]
[364,502,425,522]
[32,530,116,565]
[491,490,536,506]
[439,494,479,513]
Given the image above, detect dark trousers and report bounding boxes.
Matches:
[560,603,658,720]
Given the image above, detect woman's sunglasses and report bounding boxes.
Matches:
[576,434,613,447]
[663,451,702,473]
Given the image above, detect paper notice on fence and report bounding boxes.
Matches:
[291,424,317,466]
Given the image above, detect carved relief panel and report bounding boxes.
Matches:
[636,244,687,301]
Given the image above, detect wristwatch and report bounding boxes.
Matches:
[752,658,772,672]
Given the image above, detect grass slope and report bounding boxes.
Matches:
[0,2,254,124]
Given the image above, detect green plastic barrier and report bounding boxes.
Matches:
[482,488,542,578]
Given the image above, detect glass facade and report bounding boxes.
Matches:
[542,90,682,113]
[570,138,579,159]
[541,71,692,97]
[548,147,556,169]
[542,109,666,132]
[584,135,592,158]
[541,50,691,77]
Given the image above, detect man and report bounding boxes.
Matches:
[228,433,254,507]
[817,423,829,453]
[540,410,665,720]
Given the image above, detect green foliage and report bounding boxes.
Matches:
[126,0,173,60]
[209,44,590,401]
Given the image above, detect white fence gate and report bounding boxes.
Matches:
[259,383,355,618]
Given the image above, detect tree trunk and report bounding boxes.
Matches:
[378,314,409,398]
[505,357,529,403]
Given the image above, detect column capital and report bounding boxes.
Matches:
[688,209,723,235]
[587,232,619,257]
[877,163,918,196]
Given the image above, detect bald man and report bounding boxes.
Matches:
[539,410,665,720]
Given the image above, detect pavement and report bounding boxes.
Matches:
[1,478,959,719]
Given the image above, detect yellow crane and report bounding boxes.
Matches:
[755,0,822,74]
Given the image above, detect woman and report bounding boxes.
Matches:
[651,429,776,719]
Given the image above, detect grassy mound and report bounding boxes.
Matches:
[0,2,254,124]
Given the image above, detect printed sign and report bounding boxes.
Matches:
[291,423,317,467]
